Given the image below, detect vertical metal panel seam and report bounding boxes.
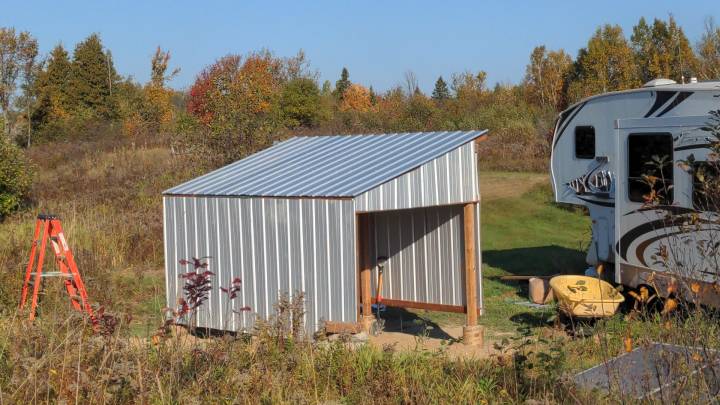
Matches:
[339,202,345,321]
[274,199,281,302]
[162,198,170,309]
[436,209,443,302]
[249,199,258,316]
[312,199,318,326]
[449,207,457,304]
[192,198,199,326]
[422,209,429,301]
[410,211,417,301]
[325,200,332,320]
[397,212,404,299]
[204,199,213,328]
[420,165,425,207]
[214,199,223,329]
[299,200,306,329]
[261,199,269,317]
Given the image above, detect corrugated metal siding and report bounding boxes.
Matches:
[355,142,479,212]
[163,196,357,333]
[164,130,487,197]
[367,203,483,312]
[367,205,469,307]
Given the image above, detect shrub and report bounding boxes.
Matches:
[0,139,33,218]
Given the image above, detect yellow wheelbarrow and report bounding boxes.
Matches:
[549,275,624,318]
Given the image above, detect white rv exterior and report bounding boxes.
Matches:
[550,79,720,298]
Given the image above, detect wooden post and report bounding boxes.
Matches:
[359,214,375,332]
[463,202,483,345]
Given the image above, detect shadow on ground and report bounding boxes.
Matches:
[484,245,586,277]
[375,306,456,341]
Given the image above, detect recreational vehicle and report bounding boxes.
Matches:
[550,78,720,303]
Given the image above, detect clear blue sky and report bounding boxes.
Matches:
[2,1,718,93]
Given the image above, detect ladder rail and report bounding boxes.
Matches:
[28,220,50,320]
[19,219,42,310]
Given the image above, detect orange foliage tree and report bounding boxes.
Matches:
[185,51,291,164]
[339,84,372,113]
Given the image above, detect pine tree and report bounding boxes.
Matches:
[431,76,450,100]
[334,67,350,99]
[70,34,118,119]
[368,86,377,104]
[34,44,73,127]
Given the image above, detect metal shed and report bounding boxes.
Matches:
[163,130,487,340]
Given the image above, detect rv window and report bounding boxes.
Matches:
[692,161,720,212]
[628,133,673,203]
[574,126,595,159]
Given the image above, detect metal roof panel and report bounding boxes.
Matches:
[164,130,487,197]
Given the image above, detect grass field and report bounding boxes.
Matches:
[5,139,720,403]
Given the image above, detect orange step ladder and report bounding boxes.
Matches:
[19,214,96,324]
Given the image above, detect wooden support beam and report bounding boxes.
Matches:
[464,203,478,326]
[371,297,481,316]
[358,214,374,331]
[463,202,483,346]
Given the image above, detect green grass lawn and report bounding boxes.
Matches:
[479,178,590,335]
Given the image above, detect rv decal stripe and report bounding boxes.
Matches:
[656,91,694,117]
[635,230,687,268]
[553,102,586,148]
[620,215,715,261]
[619,217,685,261]
[577,196,615,207]
[623,205,696,216]
[674,143,713,152]
[644,91,677,118]
[556,104,579,132]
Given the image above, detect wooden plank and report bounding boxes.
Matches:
[464,203,478,326]
[372,297,481,316]
[324,321,363,334]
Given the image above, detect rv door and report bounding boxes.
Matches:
[615,128,678,284]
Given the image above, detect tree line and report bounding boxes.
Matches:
[0,15,718,170]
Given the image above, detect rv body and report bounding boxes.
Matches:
[550,79,720,299]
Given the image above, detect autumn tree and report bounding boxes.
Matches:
[631,16,699,83]
[567,25,639,102]
[698,18,720,80]
[523,46,572,110]
[185,51,287,164]
[279,77,323,128]
[120,47,179,136]
[0,28,37,138]
[334,67,351,99]
[70,33,118,119]
[432,76,450,100]
[451,70,487,111]
[339,83,372,113]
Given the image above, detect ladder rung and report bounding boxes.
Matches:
[29,272,73,278]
